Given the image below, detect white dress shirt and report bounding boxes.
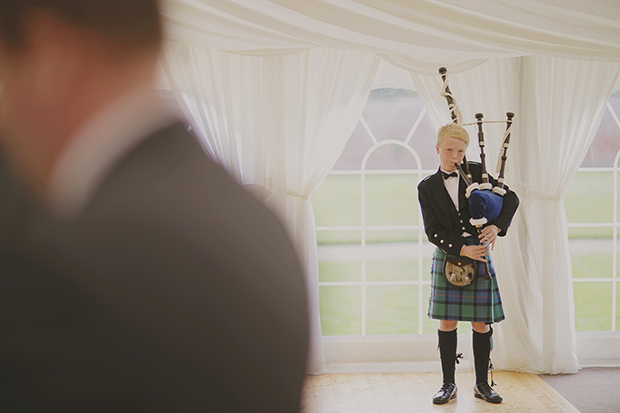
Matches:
[441,168,460,210]
[442,168,473,238]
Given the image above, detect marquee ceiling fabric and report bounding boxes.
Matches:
[162,0,620,63]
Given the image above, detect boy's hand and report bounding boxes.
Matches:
[460,244,489,262]
[479,225,500,250]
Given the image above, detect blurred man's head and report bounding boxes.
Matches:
[0,0,163,193]
[0,0,162,52]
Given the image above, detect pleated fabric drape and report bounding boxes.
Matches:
[161,45,380,373]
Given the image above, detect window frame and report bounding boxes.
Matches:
[316,92,434,337]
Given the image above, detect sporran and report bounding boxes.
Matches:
[443,254,475,287]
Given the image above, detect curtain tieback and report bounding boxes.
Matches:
[275,186,310,201]
[243,183,310,202]
[523,190,561,207]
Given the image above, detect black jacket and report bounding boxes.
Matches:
[417,161,519,256]
[0,123,308,412]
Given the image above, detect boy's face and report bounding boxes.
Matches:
[436,136,467,172]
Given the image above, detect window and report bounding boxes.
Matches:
[312,88,438,337]
[566,90,620,332]
[314,87,620,338]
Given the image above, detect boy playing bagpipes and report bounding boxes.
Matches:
[418,123,519,404]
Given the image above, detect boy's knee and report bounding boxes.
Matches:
[471,322,490,334]
[439,320,458,331]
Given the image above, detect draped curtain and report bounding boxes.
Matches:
[160,45,380,374]
[159,0,620,375]
[506,57,620,373]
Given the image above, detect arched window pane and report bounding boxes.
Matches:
[581,91,620,167]
[362,89,423,142]
[365,145,419,170]
[333,122,374,170]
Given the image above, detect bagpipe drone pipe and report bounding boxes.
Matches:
[438,67,514,230]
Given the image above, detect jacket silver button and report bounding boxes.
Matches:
[440,239,444,243]
[448,244,452,248]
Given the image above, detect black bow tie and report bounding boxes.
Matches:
[442,171,457,180]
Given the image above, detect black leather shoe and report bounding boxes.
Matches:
[433,382,457,404]
[474,382,503,403]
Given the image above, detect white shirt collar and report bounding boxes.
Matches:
[441,168,460,210]
[440,168,459,178]
[47,85,178,220]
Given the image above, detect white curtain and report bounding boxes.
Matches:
[504,57,620,373]
[410,57,620,373]
[160,44,380,374]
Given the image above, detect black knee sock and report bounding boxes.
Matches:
[472,327,493,385]
[438,328,458,384]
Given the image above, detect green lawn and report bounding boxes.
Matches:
[571,253,613,279]
[564,171,614,238]
[319,286,362,336]
[313,171,620,335]
[318,282,439,335]
[573,282,613,331]
[313,174,419,244]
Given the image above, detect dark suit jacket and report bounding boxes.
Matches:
[0,123,308,412]
[417,161,519,256]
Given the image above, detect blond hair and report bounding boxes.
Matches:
[437,123,469,147]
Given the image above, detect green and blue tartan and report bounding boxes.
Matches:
[428,238,505,324]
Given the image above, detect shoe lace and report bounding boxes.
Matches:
[440,382,454,391]
[478,382,493,393]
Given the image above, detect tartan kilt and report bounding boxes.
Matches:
[428,238,505,324]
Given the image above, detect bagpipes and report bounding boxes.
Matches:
[438,67,514,230]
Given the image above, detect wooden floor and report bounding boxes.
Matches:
[301,371,580,413]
